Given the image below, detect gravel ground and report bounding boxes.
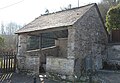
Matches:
[3,71,120,83]
[96,70,120,83]
[0,73,58,83]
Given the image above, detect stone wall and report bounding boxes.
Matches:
[107,44,120,60]
[74,5,107,59]
[17,5,108,80]
[25,56,39,74]
[22,46,58,74]
[17,34,39,75]
[46,56,74,80]
[68,5,108,76]
[17,33,59,74]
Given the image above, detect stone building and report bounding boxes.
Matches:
[15,3,108,80]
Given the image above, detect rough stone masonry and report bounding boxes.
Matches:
[16,3,108,81]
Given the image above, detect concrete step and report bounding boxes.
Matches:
[103,60,120,70]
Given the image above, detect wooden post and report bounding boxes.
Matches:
[8,53,11,72]
[39,34,42,50]
[39,33,42,73]
[10,55,13,71]
[78,0,79,7]
[5,52,8,73]
[0,52,3,73]
[3,54,5,73]
[14,52,17,72]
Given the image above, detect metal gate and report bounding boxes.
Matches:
[0,52,16,73]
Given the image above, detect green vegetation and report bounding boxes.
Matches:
[106,4,120,32]
[0,36,4,49]
[98,0,120,22]
[0,22,22,51]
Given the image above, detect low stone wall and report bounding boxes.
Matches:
[25,56,39,75]
[107,44,120,60]
[17,46,59,75]
[46,56,74,80]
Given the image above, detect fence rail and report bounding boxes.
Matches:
[0,52,16,73]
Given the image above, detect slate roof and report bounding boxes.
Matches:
[16,3,95,34]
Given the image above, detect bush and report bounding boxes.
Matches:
[106,4,120,32]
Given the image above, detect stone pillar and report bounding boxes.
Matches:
[17,34,40,75]
[17,34,28,71]
[67,27,76,81]
[67,27,75,59]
